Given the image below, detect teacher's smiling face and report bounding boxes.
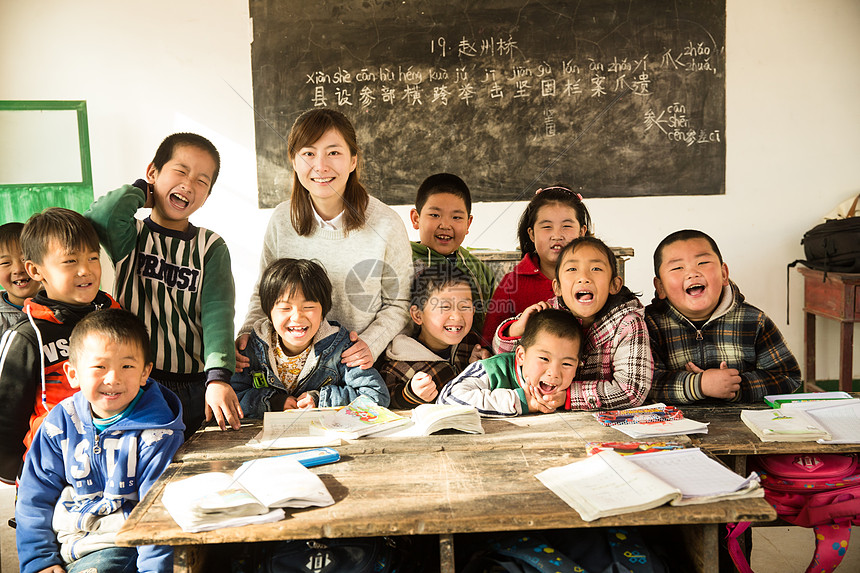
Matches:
[292,127,357,215]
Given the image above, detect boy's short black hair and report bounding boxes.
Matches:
[410,263,475,310]
[414,173,472,214]
[20,208,100,264]
[653,229,723,276]
[69,308,152,366]
[259,258,333,320]
[151,132,221,191]
[521,308,584,359]
[0,222,24,252]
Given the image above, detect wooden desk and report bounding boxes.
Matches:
[117,445,774,573]
[798,267,860,392]
[173,411,693,462]
[685,403,860,475]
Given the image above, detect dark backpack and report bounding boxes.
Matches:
[230,536,427,573]
[789,194,860,274]
[459,528,670,573]
[786,194,860,322]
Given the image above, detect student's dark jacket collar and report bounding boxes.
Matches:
[23,291,120,324]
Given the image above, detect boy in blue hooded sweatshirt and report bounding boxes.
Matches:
[16,309,185,573]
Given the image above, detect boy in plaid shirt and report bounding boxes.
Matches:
[646,229,801,404]
[376,264,488,408]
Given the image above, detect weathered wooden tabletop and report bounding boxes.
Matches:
[117,446,774,548]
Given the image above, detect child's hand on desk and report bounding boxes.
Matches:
[282,395,299,410]
[686,361,741,399]
[205,381,244,430]
[37,566,65,573]
[469,344,490,363]
[410,371,439,402]
[506,301,550,338]
[296,392,316,409]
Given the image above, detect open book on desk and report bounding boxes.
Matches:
[536,448,761,522]
[248,408,343,449]
[162,456,335,532]
[371,404,484,437]
[310,395,410,439]
[781,399,860,444]
[740,408,832,442]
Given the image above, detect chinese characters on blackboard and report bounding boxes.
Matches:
[304,36,720,146]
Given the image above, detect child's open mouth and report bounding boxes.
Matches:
[169,192,190,210]
[287,326,309,336]
[435,233,453,242]
[574,290,594,302]
[443,325,463,333]
[11,278,31,288]
[538,381,558,394]
[686,284,705,296]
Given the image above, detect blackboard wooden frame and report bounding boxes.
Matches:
[0,100,94,223]
[250,0,725,207]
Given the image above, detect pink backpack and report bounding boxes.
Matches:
[727,453,860,573]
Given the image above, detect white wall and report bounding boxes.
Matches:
[2,0,858,379]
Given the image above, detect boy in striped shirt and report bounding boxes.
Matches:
[86,133,242,436]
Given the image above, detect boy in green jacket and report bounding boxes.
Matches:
[409,173,496,343]
[85,132,242,436]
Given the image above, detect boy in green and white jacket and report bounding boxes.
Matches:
[85,132,242,436]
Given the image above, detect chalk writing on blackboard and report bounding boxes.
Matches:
[250,0,726,207]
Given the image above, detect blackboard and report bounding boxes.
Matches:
[249,0,725,207]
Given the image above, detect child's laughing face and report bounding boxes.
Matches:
[654,237,729,321]
[515,333,580,396]
[412,283,475,353]
[146,144,216,232]
[553,243,622,328]
[0,241,40,305]
[271,287,324,355]
[410,193,472,256]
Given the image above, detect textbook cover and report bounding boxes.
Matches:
[312,395,409,438]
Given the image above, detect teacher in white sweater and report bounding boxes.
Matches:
[236,108,412,370]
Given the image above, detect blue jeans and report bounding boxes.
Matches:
[67,546,138,573]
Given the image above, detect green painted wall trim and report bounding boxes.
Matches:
[0,100,93,223]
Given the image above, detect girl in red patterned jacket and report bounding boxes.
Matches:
[493,236,652,411]
[482,186,591,345]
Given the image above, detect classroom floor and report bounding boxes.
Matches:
[1,482,858,572]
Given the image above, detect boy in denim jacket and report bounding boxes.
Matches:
[230,258,389,416]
